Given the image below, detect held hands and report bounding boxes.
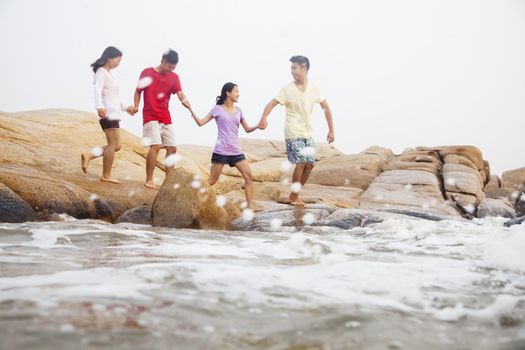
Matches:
[97,108,107,118]
[258,117,268,130]
[327,131,335,144]
[126,106,138,116]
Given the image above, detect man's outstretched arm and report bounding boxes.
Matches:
[259,99,279,129]
[320,100,335,143]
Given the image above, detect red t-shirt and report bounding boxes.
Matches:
[136,67,182,125]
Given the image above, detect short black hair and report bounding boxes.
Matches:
[162,49,179,64]
[290,55,310,71]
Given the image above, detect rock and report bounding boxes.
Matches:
[501,167,525,192]
[444,154,478,171]
[516,192,525,216]
[221,157,288,182]
[116,205,152,225]
[484,175,502,194]
[0,183,39,223]
[152,167,230,229]
[358,170,460,217]
[232,205,334,231]
[443,163,484,200]
[447,192,479,217]
[0,109,165,222]
[482,160,491,186]
[476,198,516,218]
[417,145,485,171]
[308,146,394,190]
[225,182,363,209]
[0,165,97,219]
[504,215,525,227]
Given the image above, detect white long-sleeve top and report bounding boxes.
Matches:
[94,67,126,120]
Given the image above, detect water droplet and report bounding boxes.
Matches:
[290,182,302,193]
[216,195,227,207]
[191,180,201,189]
[280,160,292,172]
[270,218,282,230]
[302,213,315,225]
[90,147,103,157]
[242,208,254,221]
[164,154,181,167]
[137,76,153,89]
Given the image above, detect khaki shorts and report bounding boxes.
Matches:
[142,121,176,147]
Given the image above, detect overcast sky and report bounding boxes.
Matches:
[1,0,524,175]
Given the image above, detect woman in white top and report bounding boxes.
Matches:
[81,46,134,184]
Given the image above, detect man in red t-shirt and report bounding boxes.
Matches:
[133,49,193,189]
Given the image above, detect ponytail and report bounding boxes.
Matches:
[216,82,237,105]
[90,46,122,73]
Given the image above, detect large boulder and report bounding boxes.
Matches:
[152,167,230,229]
[443,163,484,200]
[358,170,460,217]
[0,183,39,222]
[0,165,98,219]
[308,146,394,190]
[501,167,525,192]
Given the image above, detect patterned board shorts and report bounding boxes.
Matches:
[285,137,316,164]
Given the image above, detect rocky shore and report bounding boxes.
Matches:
[1,109,524,229]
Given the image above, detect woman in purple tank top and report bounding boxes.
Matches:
[190,82,261,209]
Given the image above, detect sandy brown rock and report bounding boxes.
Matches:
[308,146,393,190]
[484,175,502,194]
[152,167,230,229]
[225,182,363,209]
[443,163,484,200]
[501,167,525,192]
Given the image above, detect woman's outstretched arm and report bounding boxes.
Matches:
[190,109,214,127]
[240,118,259,133]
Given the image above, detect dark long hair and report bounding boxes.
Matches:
[90,46,122,73]
[216,82,237,105]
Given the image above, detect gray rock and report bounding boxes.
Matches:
[232,205,334,231]
[0,183,38,222]
[116,205,152,225]
[504,216,525,227]
[476,198,516,219]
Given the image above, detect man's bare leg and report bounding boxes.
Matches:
[165,146,177,178]
[145,144,162,189]
[289,163,306,206]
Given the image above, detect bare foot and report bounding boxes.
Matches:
[144,182,160,190]
[248,203,264,212]
[289,194,305,206]
[81,153,89,174]
[100,177,122,184]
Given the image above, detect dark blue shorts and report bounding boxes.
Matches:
[211,153,246,167]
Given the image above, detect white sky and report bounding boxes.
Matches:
[1,0,524,175]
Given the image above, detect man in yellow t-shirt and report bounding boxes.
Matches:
[259,55,335,206]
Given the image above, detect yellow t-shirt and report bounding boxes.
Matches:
[275,81,325,140]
